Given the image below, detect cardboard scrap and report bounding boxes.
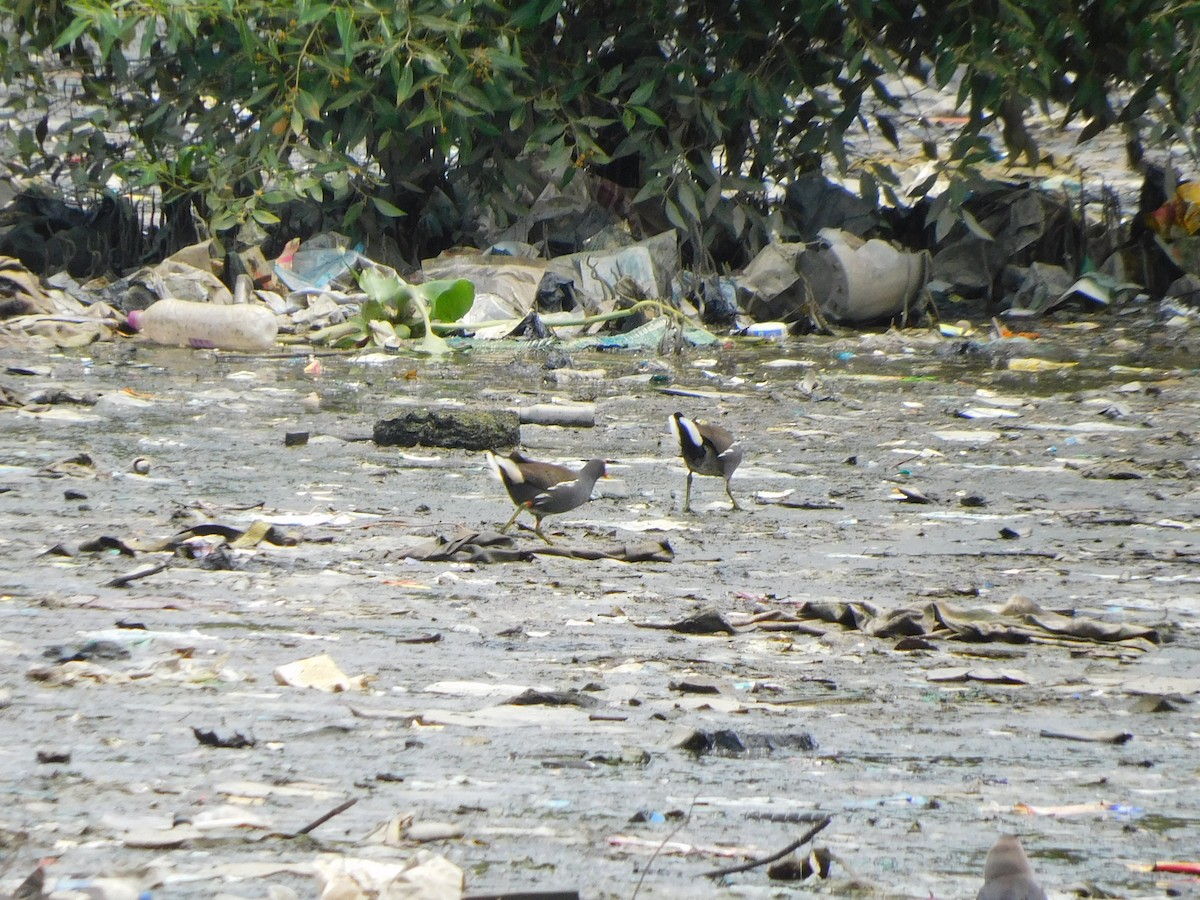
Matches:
[312,850,464,900]
[274,653,372,692]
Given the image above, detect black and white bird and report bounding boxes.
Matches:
[669,412,742,513]
[486,450,606,544]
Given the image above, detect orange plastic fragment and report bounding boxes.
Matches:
[991,319,1040,340]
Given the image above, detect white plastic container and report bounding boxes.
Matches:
[127,299,278,351]
[813,228,929,324]
[746,321,787,340]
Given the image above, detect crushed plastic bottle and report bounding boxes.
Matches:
[127,299,278,351]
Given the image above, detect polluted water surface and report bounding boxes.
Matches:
[0,312,1198,899]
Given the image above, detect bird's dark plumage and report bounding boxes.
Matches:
[487,450,606,543]
[977,835,1047,900]
[669,412,742,512]
[12,857,55,900]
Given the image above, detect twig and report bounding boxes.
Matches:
[701,815,832,879]
[294,797,358,836]
[892,451,926,469]
[630,797,698,900]
[105,562,168,588]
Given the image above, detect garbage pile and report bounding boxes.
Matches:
[0,167,1195,354]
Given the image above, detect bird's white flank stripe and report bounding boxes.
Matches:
[487,452,525,484]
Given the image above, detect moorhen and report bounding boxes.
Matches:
[486,450,606,543]
[977,835,1047,900]
[669,412,742,512]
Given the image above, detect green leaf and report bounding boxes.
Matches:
[543,135,571,173]
[371,196,407,217]
[395,65,416,105]
[298,3,333,27]
[408,102,441,130]
[326,89,366,112]
[414,48,449,76]
[875,114,899,149]
[375,270,452,353]
[96,8,121,40]
[359,297,389,324]
[574,115,618,130]
[847,46,865,78]
[730,203,746,237]
[676,181,700,223]
[664,198,687,231]
[628,81,655,106]
[630,105,665,127]
[537,0,564,24]
[934,51,958,89]
[251,208,281,225]
[335,7,354,65]
[139,18,157,57]
[598,64,624,95]
[631,174,667,205]
[907,170,939,199]
[418,278,474,323]
[343,199,365,230]
[54,15,92,49]
[210,209,241,231]
[509,0,560,29]
[703,181,722,217]
[959,208,994,241]
[296,89,322,122]
[1076,116,1108,143]
[359,267,403,304]
[245,84,278,110]
[933,208,957,244]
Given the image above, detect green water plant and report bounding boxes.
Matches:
[313,267,474,354]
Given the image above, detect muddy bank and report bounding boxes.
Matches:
[1,308,1198,898]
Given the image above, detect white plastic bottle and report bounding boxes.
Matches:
[127,299,278,351]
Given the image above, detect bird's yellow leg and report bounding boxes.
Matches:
[533,517,555,545]
[725,481,741,510]
[500,504,527,534]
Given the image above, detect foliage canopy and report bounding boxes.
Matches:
[2,0,1199,269]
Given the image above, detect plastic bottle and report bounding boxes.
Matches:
[127,299,278,351]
